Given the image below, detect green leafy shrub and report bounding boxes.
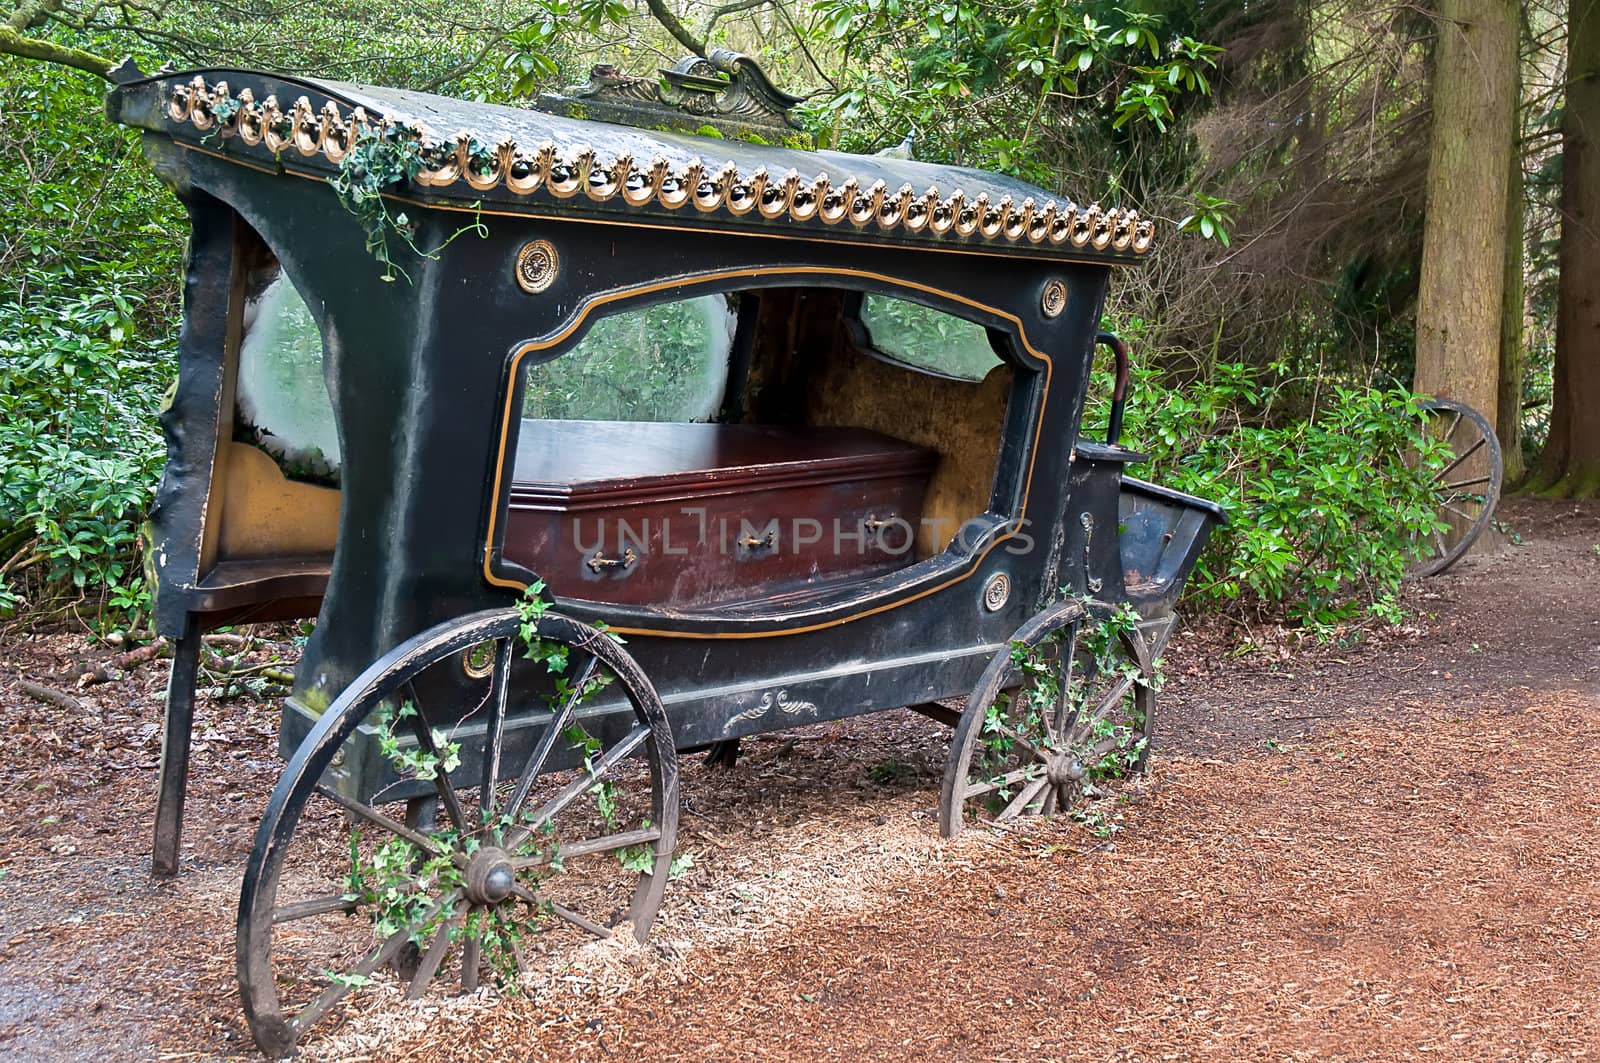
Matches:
[1086,330,1448,628]
[0,278,169,622]
[0,54,182,625]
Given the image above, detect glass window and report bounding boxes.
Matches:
[524,294,737,422]
[857,294,1002,381]
[237,273,341,479]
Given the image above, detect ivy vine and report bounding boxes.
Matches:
[977,598,1158,815]
[327,121,488,282]
[338,582,677,992]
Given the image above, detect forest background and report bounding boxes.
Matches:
[0,0,1590,635]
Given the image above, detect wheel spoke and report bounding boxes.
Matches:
[1053,689,1082,749]
[1434,435,1487,482]
[549,901,615,940]
[1440,409,1464,450]
[511,883,612,939]
[962,765,1042,801]
[1078,671,1137,735]
[406,909,466,1000]
[510,826,662,870]
[1442,474,1492,492]
[1051,632,1081,742]
[272,894,357,925]
[404,685,469,835]
[993,720,1052,763]
[1085,729,1132,763]
[460,913,482,993]
[505,724,650,850]
[502,656,599,827]
[291,891,459,1034]
[314,784,452,864]
[479,639,516,825]
[996,775,1051,821]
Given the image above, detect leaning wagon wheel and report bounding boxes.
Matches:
[237,609,678,1057]
[1405,398,1504,578]
[939,600,1156,839]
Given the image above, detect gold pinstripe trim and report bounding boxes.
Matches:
[483,267,1056,639]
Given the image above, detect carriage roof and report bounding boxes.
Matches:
[107,58,1155,267]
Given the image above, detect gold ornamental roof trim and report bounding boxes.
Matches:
[112,68,1156,263]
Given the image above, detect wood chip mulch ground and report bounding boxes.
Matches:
[375,695,1600,1062]
[0,495,1596,1061]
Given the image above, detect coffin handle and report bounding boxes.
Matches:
[585,548,638,573]
[740,530,777,551]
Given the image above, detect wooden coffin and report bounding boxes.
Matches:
[506,420,938,607]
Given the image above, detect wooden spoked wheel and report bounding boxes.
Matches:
[236,609,678,1057]
[940,600,1155,838]
[1407,398,1504,578]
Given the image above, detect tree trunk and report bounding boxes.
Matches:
[1413,0,1520,431]
[1529,0,1600,497]
[1498,87,1527,486]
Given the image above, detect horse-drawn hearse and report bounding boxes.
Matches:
[106,51,1224,1054]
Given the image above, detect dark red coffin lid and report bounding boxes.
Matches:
[509,420,937,511]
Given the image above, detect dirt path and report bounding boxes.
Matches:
[1,497,1596,1061]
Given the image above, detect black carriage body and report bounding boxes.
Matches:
[108,66,1199,802]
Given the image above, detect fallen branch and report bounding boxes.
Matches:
[0,544,43,577]
[221,662,295,684]
[76,637,170,687]
[17,679,88,714]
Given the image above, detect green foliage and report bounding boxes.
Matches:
[0,51,182,624]
[802,1,1219,191]
[503,26,564,97]
[26,0,593,102]
[523,296,737,422]
[375,703,462,780]
[857,294,1002,380]
[1177,193,1235,247]
[1086,327,1451,628]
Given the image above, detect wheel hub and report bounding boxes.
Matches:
[464,846,516,905]
[1046,754,1086,788]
